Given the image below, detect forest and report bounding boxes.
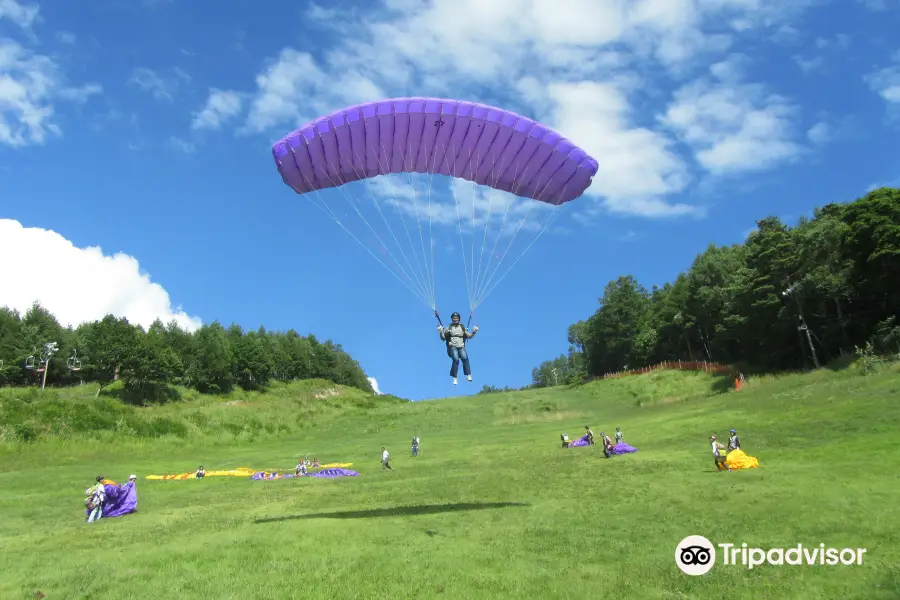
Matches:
[3,187,897,401]
[0,307,374,402]
[528,187,900,387]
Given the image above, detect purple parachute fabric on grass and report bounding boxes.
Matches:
[85,481,138,519]
[250,468,360,480]
[271,97,599,204]
[309,468,359,478]
[569,434,591,447]
[612,443,638,454]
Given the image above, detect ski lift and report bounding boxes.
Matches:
[24,350,37,370]
[67,349,82,372]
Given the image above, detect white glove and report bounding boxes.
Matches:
[437,325,443,331]
[473,325,479,332]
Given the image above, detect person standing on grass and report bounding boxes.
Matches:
[381,446,395,472]
[411,436,419,457]
[727,429,741,453]
[711,435,731,472]
[615,427,624,444]
[585,426,595,445]
[85,476,106,523]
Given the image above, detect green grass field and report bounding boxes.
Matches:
[1,364,899,599]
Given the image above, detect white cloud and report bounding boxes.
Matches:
[865,174,900,191]
[865,55,900,108]
[543,80,699,217]
[661,53,804,175]
[169,136,196,153]
[794,55,823,73]
[242,48,383,134]
[856,0,897,10]
[55,31,76,45]
[0,219,202,332]
[57,84,103,103]
[128,67,191,102]
[191,88,243,130]
[0,0,40,30]
[807,121,830,144]
[367,377,382,394]
[196,0,821,220]
[365,174,554,232]
[0,39,103,147]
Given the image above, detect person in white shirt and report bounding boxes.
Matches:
[711,435,730,472]
[84,476,106,523]
[615,427,624,444]
[381,447,395,472]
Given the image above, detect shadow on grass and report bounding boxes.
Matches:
[710,373,737,394]
[254,501,530,524]
[824,355,856,372]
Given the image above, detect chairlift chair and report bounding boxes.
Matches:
[24,353,37,370]
[67,350,82,372]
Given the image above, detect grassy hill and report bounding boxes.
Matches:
[1,362,898,599]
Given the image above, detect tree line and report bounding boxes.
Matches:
[0,305,374,401]
[530,187,900,387]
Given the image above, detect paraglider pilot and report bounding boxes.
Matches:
[85,475,106,523]
[438,312,478,385]
[727,429,741,453]
[600,432,613,458]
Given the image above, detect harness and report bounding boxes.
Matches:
[443,323,468,356]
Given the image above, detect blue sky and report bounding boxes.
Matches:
[1,0,899,401]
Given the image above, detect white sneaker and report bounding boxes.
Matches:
[452,377,458,385]
[466,374,472,382]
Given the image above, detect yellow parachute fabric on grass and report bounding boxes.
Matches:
[145,468,258,480]
[725,449,759,469]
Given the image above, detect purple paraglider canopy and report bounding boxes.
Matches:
[271,97,599,205]
[251,468,360,481]
[569,434,591,447]
[612,443,638,454]
[566,437,638,454]
[85,481,138,519]
[309,468,359,478]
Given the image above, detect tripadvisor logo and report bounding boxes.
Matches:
[675,536,868,575]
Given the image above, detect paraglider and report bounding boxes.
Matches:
[437,311,478,384]
[270,97,599,320]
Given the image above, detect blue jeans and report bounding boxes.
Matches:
[87,505,103,523]
[449,346,470,377]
